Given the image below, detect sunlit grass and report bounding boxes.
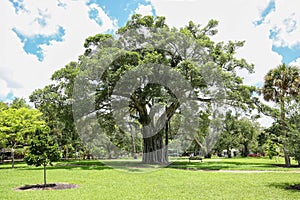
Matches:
[1,157,300,200]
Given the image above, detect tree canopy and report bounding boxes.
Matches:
[69,14,256,164]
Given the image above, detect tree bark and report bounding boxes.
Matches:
[142,128,168,164]
[280,97,291,167]
[283,149,291,168]
[11,147,15,169]
[43,164,47,187]
[227,146,231,158]
[243,143,249,157]
[165,119,169,159]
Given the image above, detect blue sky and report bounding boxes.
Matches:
[254,0,300,66]
[1,0,300,111]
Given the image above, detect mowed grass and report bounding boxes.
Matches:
[1,158,300,200]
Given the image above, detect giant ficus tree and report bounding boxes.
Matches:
[72,14,255,164]
[262,63,300,167]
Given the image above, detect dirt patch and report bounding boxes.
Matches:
[15,183,79,191]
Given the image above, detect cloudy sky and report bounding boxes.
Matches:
[1,0,300,125]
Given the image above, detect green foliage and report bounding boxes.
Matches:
[0,101,9,111]
[262,64,300,103]
[213,112,260,157]
[0,107,45,145]
[10,97,30,109]
[30,62,80,158]
[235,117,260,157]
[262,63,300,167]
[25,126,61,186]
[213,111,239,157]
[0,106,48,168]
[25,127,61,167]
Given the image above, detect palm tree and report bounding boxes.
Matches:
[262,63,300,167]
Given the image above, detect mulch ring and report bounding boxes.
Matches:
[15,183,79,191]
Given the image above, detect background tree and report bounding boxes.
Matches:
[0,102,9,111]
[263,121,283,159]
[25,126,61,187]
[213,111,239,158]
[262,63,300,167]
[0,107,46,168]
[10,97,30,109]
[236,117,260,157]
[30,62,80,159]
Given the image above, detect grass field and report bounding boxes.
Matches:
[1,157,300,200]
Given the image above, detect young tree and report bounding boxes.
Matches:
[25,126,61,187]
[262,63,300,167]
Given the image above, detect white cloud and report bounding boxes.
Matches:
[263,0,300,48]
[150,0,282,86]
[88,3,118,32]
[290,58,300,66]
[134,4,154,16]
[0,0,117,100]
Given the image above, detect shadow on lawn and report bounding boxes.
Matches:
[19,160,166,172]
[19,160,113,171]
[167,160,275,171]
[269,183,300,192]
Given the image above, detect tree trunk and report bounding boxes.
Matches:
[227,146,231,158]
[283,150,291,168]
[11,147,15,169]
[43,164,47,187]
[243,143,249,157]
[142,128,168,164]
[165,119,169,159]
[66,147,68,160]
[280,98,290,167]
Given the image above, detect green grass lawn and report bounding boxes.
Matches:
[1,157,300,200]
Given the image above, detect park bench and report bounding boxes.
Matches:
[188,155,203,162]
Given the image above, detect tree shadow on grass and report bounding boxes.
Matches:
[19,160,113,171]
[167,160,276,171]
[19,160,165,172]
[0,161,27,169]
[272,164,300,169]
[269,183,300,192]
